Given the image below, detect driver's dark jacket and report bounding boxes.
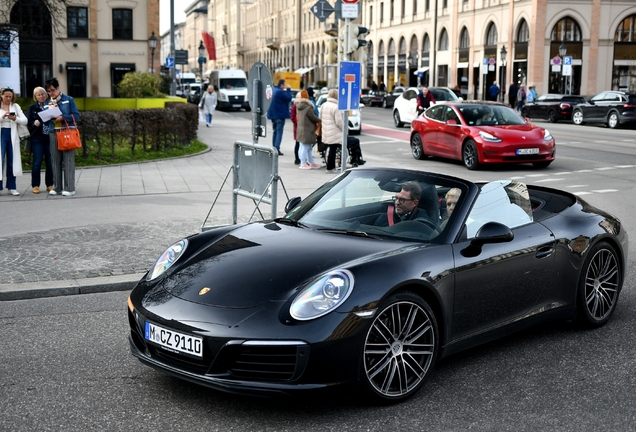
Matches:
[374,207,431,227]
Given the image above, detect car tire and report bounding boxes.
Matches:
[532,161,552,168]
[607,111,620,129]
[576,242,621,328]
[410,133,427,160]
[361,291,438,403]
[548,110,558,123]
[393,110,404,128]
[382,99,388,109]
[462,140,480,170]
[572,109,584,125]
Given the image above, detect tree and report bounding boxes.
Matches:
[116,72,164,98]
[0,0,75,46]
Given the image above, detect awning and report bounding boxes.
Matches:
[456,62,469,69]
[295,66,314,75]
[413,66,429,75]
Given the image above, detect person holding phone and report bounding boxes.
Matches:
[44,77,80,196]
[0,87,27,196]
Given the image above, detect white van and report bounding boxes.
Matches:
[208,69,250,111]
[176,72,198,96]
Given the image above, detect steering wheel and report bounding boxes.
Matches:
[413,218,443,235]
[387,218,442,237]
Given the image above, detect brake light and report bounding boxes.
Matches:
[623,104,636,108]
[559,103,571,109]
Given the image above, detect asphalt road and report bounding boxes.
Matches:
[2,110,636,431]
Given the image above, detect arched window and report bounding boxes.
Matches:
[368,41,374,57]
[409,35,418,55]
[615,14,636,42]
[516,19,529,43]
[388,39,396,56]
[439,28,449,50]
[379,40,386,56]
[486,23,498,46]
[399,37,407,55]
[422,34,430,52]
[459,27,470,48]
[551,17,581,42]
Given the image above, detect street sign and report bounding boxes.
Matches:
[311,0,334,23]
[338,61,360,111]
[341,2,358,18]
[342,0,358,3]
[563,56,572,76]
[334,0,343,21]
[247,62,273,141]
[175,50,188,65]
[165,57,175,68]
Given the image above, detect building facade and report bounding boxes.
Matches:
[202,0,636,97]
[0,0,159,98]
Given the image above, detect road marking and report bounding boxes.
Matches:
[575,169,593,173]
[572,191,593,195]
[525,174,548,177]
[615,165,635,168]
[591,189,618,193]
[567,185,588,188]
[553,172,573,175]
[534,178,564,183]
[594,167,614,171]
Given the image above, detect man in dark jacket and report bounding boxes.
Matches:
[508,82,518,108]
[416,87,436,115]
[266,79,292,155]
[374,182,433,227]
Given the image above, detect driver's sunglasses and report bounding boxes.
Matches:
[392,195,415,204]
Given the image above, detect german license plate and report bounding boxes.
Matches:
[232,104,241,108]
[145,322,203,358]
[516,148,539,155]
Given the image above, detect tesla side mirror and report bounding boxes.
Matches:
[446,119,458,125]
[284,197,302,213]
[461,222,514,257]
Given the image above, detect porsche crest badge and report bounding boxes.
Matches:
[198,287,211,296]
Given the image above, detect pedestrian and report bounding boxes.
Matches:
[199,84,217,127]
[529,85,537,101]
[294,90,321,169]
[371,80,378,92]
[517,84,526,112]
[266,79,292,156]
[379,81,386,92]
[290,96,301,165]
[44,77,81,197]
[489,81,500,101]
[416,86,436,115]
[508,82,518,108]
[26,86,53,194]
[319,88,344,174]
[0,87,27,196]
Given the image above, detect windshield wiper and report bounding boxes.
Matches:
[317,229,382,239]
[275,218,309,228]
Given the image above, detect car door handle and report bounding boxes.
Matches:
[535,246,554,259]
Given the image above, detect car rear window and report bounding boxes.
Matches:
[628,95,636,104]
[563,96,585,104]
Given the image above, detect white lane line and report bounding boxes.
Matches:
[525,174,548,177]
[594,167,614,171]
[573,191,593,195]
[510,176,525,180]
[615,165,635,168]
[567,185,588,188]
[575,169,593,173]
[554,172,573,175]
[591,189,618,193]
[534,178,564,183]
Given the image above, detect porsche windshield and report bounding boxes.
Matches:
[285,170,468,242]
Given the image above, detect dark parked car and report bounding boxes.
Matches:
[521,94,585,122]
[360,88,386,107]
[128,167,627,403]
[381,86,406,108]
[572,91,636,128]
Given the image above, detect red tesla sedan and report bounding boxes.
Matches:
[410,101,556,170]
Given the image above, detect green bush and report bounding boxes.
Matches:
[117,72,164,98]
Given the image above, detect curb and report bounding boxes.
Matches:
[0,273,145,301]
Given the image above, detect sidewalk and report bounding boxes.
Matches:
[0,112,342,301]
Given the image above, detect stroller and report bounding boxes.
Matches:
[320,136,366,168]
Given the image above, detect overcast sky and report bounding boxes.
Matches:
[160,0,187,34]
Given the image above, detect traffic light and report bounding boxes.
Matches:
[326,38,338,65]
[347,25,369,55]
[354,45,368,65]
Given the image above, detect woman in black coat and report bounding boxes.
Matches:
[26,86,53,194]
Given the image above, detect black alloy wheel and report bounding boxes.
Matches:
[362,292,438,402]
[462,140,480,170]
[410,133,426,160]
[548,109,558,123]
[577,242,621,327]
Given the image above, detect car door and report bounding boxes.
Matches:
[420,105,445,155]
[587,92,607,120]
[602,92,622,120]
[401,89,419,123]
[451,180,557,339]
[436,105,464,159]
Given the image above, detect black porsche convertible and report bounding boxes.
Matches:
[128,168,628,402]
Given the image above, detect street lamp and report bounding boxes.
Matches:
[559,42,567,94]
[198,40,206,80]
[148,31,157,73]
[500,45,507,103]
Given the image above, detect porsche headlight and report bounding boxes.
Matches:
[290,270,354,320]
[479,131,502,142]
[147,239,188,281]
[544,129,553,141]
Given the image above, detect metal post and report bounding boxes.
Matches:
[170,0,177,96]
[340,19,350,173]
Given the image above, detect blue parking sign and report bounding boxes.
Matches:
[563,56,572,66]
[338,61,361,111]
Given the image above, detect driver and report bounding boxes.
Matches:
[374,181,433,226]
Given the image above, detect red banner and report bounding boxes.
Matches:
[202,31,216,61]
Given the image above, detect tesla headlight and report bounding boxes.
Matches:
[290,270,354,320]
[478,131,502,142]
[147,239,188,281]
[544,129,553,141]
[349,110,360,117]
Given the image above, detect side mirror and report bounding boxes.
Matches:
[284,197,302,214]
[588,100,595,105]
[461,222,514,257]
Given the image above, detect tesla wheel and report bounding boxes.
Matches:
[548,110,558,123]
[393,110,404,128]
[607,111,620,129]
[532,161,552,168]
[362,292,438,402]
[410,133,426,160]
[572,109,584,125]
[462,140,480,170]
[577,242,621,328]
